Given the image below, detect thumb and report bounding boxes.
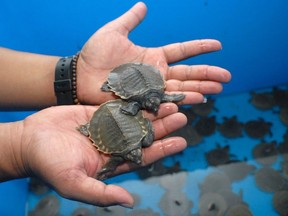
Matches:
[106,2,147,35]
[56,173,134,208]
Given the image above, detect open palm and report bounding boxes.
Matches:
[77,2,231,105]
[21,103,186,207]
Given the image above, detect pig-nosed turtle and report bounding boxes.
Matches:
[101,62,185,115]
[78,99,154,180]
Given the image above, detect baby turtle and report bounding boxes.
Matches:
[194,116,217,136]
[254,167,288,193]
[244,117,272,139]
[71,207,94,216]
[198,192,228,216]
[272,190,288,216]
[101,62,185,115]
[205,144,233,167]
[28,195,60,216]
[249,91,275,110]
[252,141,278,165]
[218,116,243,138]
[191,97,216,117]
[199,171,231,194]
[78,100,154,180]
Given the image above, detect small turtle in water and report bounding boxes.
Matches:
[78,100,154,180]
[28,195,60,216]
[272,87,288,108]
[254,167,288,193]
[273,190,288,216]
[28,177,51,195]
[198,192,228,216]
[101,62,185,115]
[226,204,253,216]
[205,144,234,167]
[218,160,256,182]
[191,97,216,117]
[249,91,275,110]
[96,205,126,216]
[218,116,243,138]
[244,117,272,139]
[252,140,278,165]
[194,116,217,136]
[199,171,231,194]
[71,207,94,216]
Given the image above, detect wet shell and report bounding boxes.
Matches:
[252,141,278,165]
[198,192,228,216]
[194,116,217,136]
[218,116,243,138]
[244,118,272,139]
[254,167,288,193]
[199,171,231,194]
[205,145,231,167]
[226,204,253,216]
[249,91,275,110]
[29,195,60,216]
[272,190,288,216]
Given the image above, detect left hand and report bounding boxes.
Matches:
[19,103,187,207]
[76,2,231,105]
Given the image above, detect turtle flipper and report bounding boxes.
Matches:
[162,93,185,102]
[142,119,154,147]
[120,101,141,116]
[101,81,111,92]
[97,156,124,180]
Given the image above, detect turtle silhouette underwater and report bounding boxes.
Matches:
[78,99,154,180]
[101,62,185,115]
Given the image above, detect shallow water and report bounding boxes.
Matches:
[27,84,288,216]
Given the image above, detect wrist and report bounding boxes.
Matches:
[0,121,28,181]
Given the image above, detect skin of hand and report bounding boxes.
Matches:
[7,103,187,208]
[77,2,231,105]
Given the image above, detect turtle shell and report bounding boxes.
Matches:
[104,62,165,99]
[86,100,153,155]
[272,190,288,216]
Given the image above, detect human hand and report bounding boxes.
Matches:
[19,103,187,207]
[76,2,231,105]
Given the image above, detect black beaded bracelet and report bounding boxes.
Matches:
[54,53,80,105]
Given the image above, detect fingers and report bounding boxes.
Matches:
[142,137,187,166]
[57,172,134,208]
[107,2,147,35]
[167,65,231,83]
[162,39,222,64]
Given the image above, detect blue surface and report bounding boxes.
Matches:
[0,0,288,215]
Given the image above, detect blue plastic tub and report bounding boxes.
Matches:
[0,1,287,215]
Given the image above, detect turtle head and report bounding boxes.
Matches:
[126,148,142,164]
[143,96,161,113]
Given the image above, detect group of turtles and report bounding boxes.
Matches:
[77,62,185,180]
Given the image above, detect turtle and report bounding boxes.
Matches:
[101,62,185,115]
[249,91,275,110]
[199,171,231,194]
[71,207,94,216]
[78,99,154,180]
[218,116,243,138]
[205,144,234,167]
[244,117,272,139]
[194,116,217,136]
[28,195,60,216]
[272,190,288,216]
[191,97,217,117]
[254,167,288,193]
[252,140,278,165]
[198,192,228,216]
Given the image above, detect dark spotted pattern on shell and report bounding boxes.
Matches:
[252,141,278,165]
[254,167,288,193]
[244,117,272,139]
[218,116,243,138]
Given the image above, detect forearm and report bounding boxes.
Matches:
[0,122,27,182]
[0,47,60,110]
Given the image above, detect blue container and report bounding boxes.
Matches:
[0,1,287,215]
